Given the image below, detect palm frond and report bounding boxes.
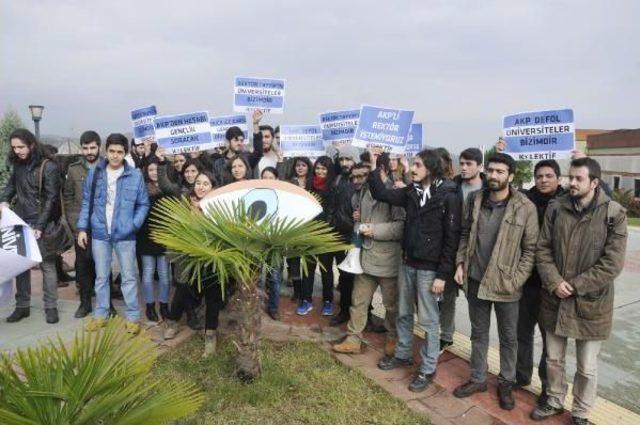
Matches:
[0,318,203,425]
[150,196,350,288]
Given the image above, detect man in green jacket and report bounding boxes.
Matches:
[62,131,101,318]
[332,162,404,356]
[531,157,627,425]
[453,153,539,410]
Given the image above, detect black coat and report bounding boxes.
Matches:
[136,190,166,256]
[328,174,355,239]
[1,156,62,230]
[368,170,462,280]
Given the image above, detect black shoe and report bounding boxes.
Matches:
[109,306,118,318]
[571,416,589,425]
[146,303,159,322]
[268,310,281,321]
[74,302,92,318]
[439,339,453,354]
[530,402,564,421]
[329,313,349,327]
[453,381,488,398]
[59,272,75,283]
[537,389,549,407]
[45,308,59,324]
[498,383,515,410]
[159,303,170,321]
[408,372,435,392]
[377,355,413,371]
[6,307,30,323]
[365,315,387,333]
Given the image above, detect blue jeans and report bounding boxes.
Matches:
[394,264,440,375]
[141,255,170,304]
[92,239,140,321]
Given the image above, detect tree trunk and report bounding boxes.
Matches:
[234,274,262,382]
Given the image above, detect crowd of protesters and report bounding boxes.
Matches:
[0,110,628,425]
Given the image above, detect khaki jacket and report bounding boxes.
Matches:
[62,159,90,235]
[356,182,405,278]
[456,187,539,302]
[536,190,627,340]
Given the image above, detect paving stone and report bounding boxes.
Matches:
[453,406,496,425]
[406,400,455,425]
[421,388,473,418]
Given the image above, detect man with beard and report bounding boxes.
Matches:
[516,159,566,404]
[326,144,358,325]
[440,148,486,352]
[531,157,627,425]
[453,153,538,410]
[371,148,461,393]
[1,129,62,324]
[211,110,264,185]
[332,160,404,356]
[63,131,102,318]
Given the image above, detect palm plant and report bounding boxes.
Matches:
[0,318,204,424]
[150,196,350,381]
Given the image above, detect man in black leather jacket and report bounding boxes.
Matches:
[1,129,62,324]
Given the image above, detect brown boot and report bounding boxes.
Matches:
[384,338,396,357]
[332,338,362,354]
[163,320,179,340]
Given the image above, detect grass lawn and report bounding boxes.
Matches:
[628,217,640,227]
[153,337,430,425]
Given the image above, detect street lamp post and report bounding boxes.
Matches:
[28,105,45,140]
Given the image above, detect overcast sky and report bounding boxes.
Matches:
[2,0,639,153]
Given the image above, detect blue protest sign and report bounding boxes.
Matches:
[352,105,414,154]
[209,114,249,148]
[154,111,213,154]
[280,125,325,158]
[502,108,575,160]
[405,123,424,156]
[319,109,360,146]
[131,105,157,145]
[233,76,286,114]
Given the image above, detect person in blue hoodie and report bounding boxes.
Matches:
[77,133,149,335]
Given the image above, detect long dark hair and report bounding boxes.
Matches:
[7,128,50,165]
[189,170,217,200]
[143,157,162,197]
[287,156,313,190]
[313,156,336,187]
[180,157,203,189]
[224,154,252,184]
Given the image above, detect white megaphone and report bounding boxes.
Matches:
[338,229,364,275]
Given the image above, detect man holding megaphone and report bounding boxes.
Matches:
[333,159,405,358]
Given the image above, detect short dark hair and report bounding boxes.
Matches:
[225,126,245,141]
[415,149,444,179]
[570,157,601,181]
[80,130,101,146]
[274,125,280,134]
[359,151,371,163]
[459,148,483,165]
[486,153,516,175]
[261,166,279,179]
[534,159,560,178]
[351,162,370,173]
[259,125,275,137]
[105,133,129,154]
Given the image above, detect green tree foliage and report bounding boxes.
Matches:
[0,109,25,191]
[151,197,350,380]
[0,318,204,425]
[483,146,533,188]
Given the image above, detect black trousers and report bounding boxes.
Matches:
[301,252,335,303]
[202,281,227,330]
[168,282,198,321]
[75,241,96,301]
[516,280,548,389]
